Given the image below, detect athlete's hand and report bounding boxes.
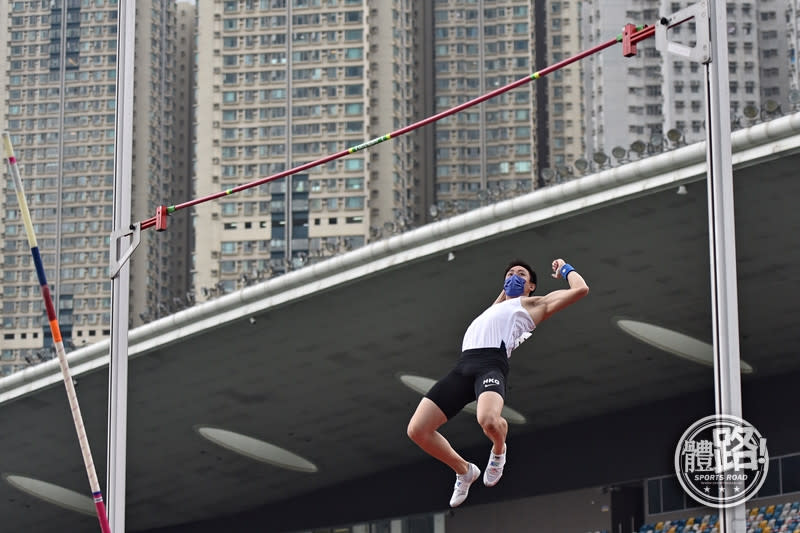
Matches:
[551,258,566,279]
[493,289,508,305]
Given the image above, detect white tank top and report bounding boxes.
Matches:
[461,298,536,358]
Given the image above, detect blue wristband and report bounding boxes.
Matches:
[560,263,575,281]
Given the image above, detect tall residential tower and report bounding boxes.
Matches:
[583,0,795,158]
[192,0,421,299]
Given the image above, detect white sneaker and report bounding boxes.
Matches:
[483,444,506,487]
[449,463,480,508]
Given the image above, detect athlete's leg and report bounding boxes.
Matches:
[407,398,470,475]
[476,390,507,453]
[476,390,508,487]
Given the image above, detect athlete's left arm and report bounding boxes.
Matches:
[522,258,589,324]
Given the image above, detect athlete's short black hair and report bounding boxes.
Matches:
[504,259,537,294]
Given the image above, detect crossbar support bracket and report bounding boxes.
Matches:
[656,0,710,63]
[109,223,141,280]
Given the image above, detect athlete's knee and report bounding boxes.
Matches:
[407,419,428,444]
[477,412,505,435]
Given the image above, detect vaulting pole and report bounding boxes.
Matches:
[3,133,112,533]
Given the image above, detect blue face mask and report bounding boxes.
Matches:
[503,274,527,297]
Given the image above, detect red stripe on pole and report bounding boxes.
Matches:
[40,285,58,322]
[94,501,111,532]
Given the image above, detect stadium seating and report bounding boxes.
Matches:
[637,501,800,533]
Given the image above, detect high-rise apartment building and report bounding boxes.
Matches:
[546,0,586,171]
[663,0,791,139]
[1,0,189,375]
[430,0,539,214]
[789,0,800,94]
[192,0,421,299]
[130,0,194,325]
[430,0,587,202]
[0,0,8,374]
[583,0,795,158]
[582,0,665,159]
[169,0,196,311]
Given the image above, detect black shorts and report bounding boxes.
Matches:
[425,347,510,420]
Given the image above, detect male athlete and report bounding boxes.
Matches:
[406,258,589,507]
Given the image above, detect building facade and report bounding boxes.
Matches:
[789,0,800,95]
[430,0,540,216]
[192,0,422,300]
[1,0,189,374]
[583,0,795,161]
[546,0,586,173]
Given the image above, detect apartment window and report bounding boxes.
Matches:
[344,197,364,209]
[646,104,662,116]
[344,178,363,190]
[646,85,661,97]
[344,159,363,171]
[514,127,530,139]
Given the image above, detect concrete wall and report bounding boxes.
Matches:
[446,487,612,533]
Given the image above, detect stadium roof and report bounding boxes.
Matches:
[1,112,800,532]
